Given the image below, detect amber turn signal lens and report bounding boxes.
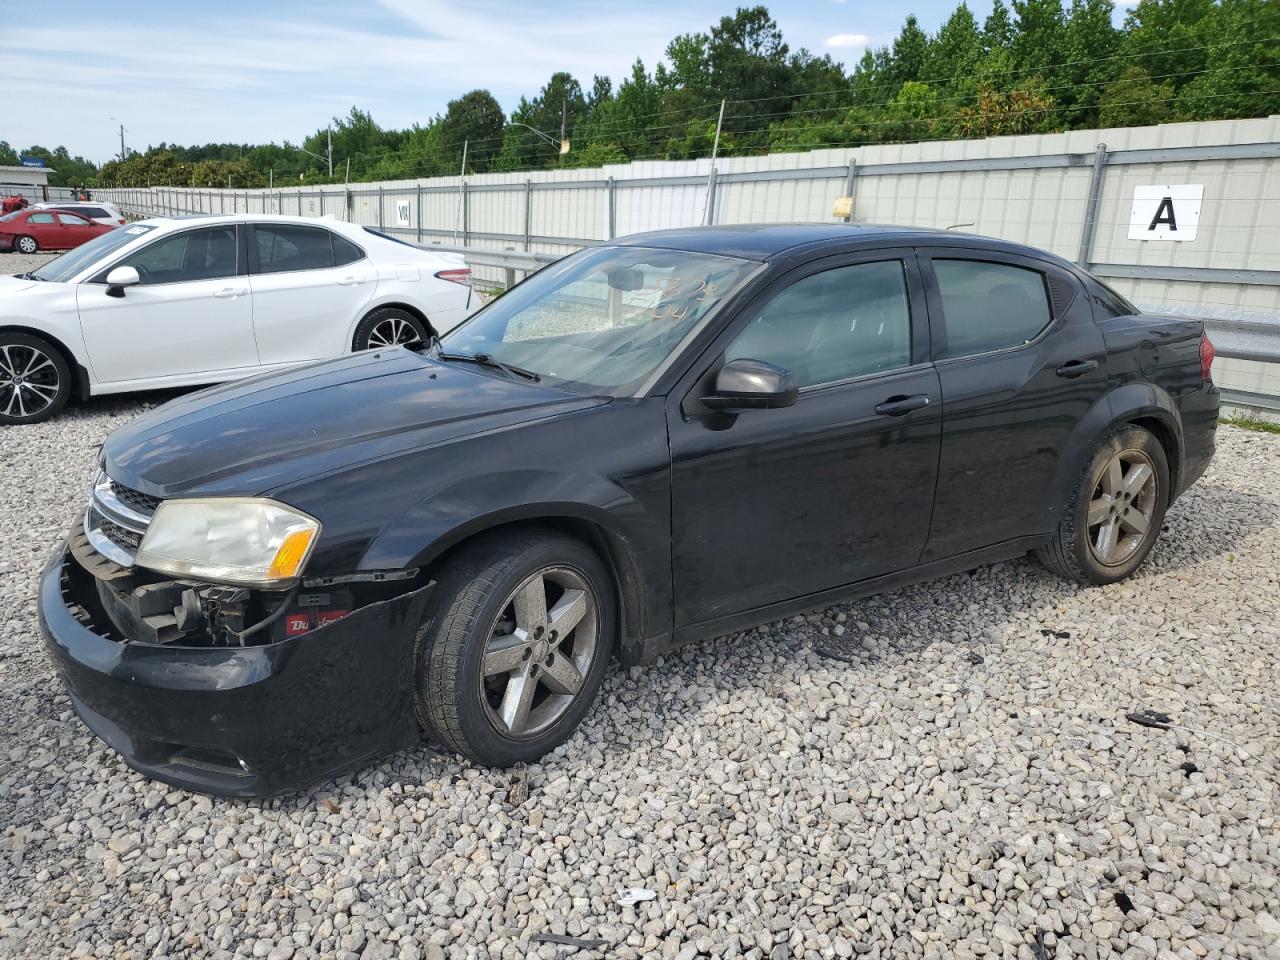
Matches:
[267,529,317,580]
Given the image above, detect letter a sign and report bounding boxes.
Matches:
[1129,184,1203,242]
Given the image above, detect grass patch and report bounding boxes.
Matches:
[1220,412,1280,435]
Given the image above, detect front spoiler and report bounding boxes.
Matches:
[39,546,433,797]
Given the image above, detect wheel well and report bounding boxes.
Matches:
[0,325,91,400]
[419,516,641,662]
[1129,415,1180,493]
[354,303,434,350]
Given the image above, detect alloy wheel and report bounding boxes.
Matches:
[366,316,422,349]
[1087,449,1157,566]
[0,343,61,419]
[479,566,600,739]
[16,237,37,254]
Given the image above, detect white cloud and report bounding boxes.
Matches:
[825,33,869,48]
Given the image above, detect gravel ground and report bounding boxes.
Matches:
[1,398,1277,960]
[2,252,58,276]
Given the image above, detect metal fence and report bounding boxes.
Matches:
[1,183,80,205]
[98,116,1280,409]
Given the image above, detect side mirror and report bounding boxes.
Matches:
[104,265,140,298]
[703,358,799,412]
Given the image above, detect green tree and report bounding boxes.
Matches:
[1011,0,1067,77]
[888,16,931,88]
[983,0,1016,55]
[1098,66,1175,126]
[1059,0,1122,124]
[1173,0,1280,119]
[441,90,505,172]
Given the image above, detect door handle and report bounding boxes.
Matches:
[212,287,246,299]
[337,276,366,286]
[875,394,930,417]
[1055,359,1099,378]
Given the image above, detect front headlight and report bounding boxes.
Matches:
[135,498,321,587]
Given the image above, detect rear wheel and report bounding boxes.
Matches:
[1037,425,1169,585]
[353,307,429,351]
[0,333,71,424]
[15,235,37,254]
[414,529,614,766]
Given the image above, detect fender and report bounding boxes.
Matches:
[0,321,94,400]
[360,468,668,664]
[1048,381,1183,513]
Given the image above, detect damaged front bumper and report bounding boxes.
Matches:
[38,544,433,797]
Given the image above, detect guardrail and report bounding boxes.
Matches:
[107,194,1278,410]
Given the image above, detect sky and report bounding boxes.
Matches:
[2,0,1127,164]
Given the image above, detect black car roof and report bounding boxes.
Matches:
[609,223,1074,269]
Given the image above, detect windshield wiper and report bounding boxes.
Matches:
[426,337,541,382]
[14,272,45,281]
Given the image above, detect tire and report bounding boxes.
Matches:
[1036,425,1169,585]
[15,235,37,254]
[414,528,615,767]
[352,307,429,351]
[0,332,71,424]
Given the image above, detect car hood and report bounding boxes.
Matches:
[0,274,56,296]
[103,350,608,497]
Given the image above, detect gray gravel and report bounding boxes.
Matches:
[1,399,1278,959]
[2,252,58,276]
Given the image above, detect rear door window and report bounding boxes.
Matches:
[254,225,337,273]
[933,259,1052,359]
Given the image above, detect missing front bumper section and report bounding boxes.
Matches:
[65,516,428,648]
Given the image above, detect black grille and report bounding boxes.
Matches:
[109,480,161,516]
[91,508,143,552]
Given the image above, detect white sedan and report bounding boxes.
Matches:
[0,214,475,423]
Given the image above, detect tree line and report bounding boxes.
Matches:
[76,0,1280,188]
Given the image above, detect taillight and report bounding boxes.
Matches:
[435,268,471,285]
[1199,333,1215,381]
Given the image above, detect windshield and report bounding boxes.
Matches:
[0,210,23,222]
[30,224,156,282]
[440,246,758,396]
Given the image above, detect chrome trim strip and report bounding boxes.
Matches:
[92,471,153,532]
[83,509,138,567]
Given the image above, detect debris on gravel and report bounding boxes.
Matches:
[1,401,1277,959]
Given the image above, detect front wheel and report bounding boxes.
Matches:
[414,528,615,767]
[1037,425,1169,585]
[15,235,37,254]
[0,333,70,424]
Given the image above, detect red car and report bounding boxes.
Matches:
[0,209,113,254]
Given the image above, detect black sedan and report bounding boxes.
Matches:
[39,225,1219,795]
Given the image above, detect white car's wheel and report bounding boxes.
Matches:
[354,308,429,351]
[0,333,71,424]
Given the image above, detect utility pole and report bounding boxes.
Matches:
[560,100,567,143]
[710,99,726,162]
[110,118,128,161]
[327,127,333,177]
[454,140,469,243]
